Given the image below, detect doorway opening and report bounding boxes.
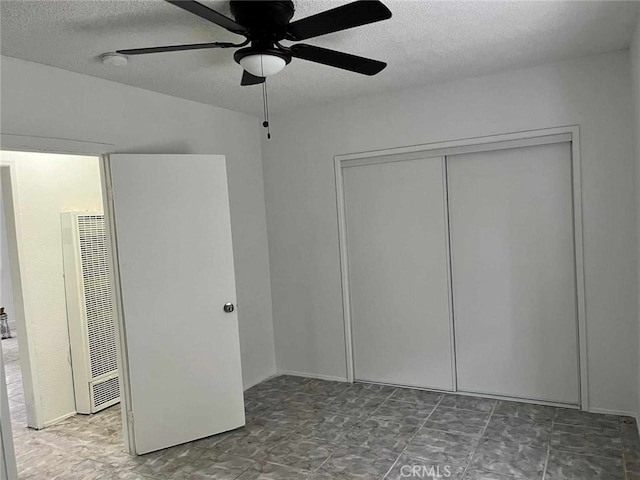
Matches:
[0,150,126,476]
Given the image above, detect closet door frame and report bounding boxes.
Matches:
[334,125,588,410]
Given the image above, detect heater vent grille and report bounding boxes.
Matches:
[77,215,118,380]
[92,376,120,410]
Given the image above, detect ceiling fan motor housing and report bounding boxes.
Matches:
[229,1,295,74]
[229,1,294,34]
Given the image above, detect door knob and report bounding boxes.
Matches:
[223,302,235,313]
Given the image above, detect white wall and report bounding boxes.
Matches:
[631,17,640,420]
[1,151,103,425]
[262,51,638,414]
[0,56,276,424]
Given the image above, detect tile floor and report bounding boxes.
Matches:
[3,336,640,479]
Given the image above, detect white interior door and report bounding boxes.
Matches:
[343,157,453,390]
[447,142,579,404]
[108,154,244,454]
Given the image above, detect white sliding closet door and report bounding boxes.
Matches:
[448,142,579,404]
[344,157,453,390]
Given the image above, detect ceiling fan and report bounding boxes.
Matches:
[114,0,393,86]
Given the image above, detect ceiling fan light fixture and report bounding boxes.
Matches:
[239,53,286,77]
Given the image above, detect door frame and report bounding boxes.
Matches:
[0,137,136,466]
[334,125,588,410]
[100,156,135,454]
[0,161,42,429]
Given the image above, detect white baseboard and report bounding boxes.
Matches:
[250,372,639,425]
[588,407,637,418]
[243,372,279,391]
[276,369,349,383]
[42,411,76,429]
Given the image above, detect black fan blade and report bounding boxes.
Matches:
[241,70,265,86]
[290,44,386,75]
[286,0,391,41]
[165,0,247,34]
[117,42,237,55]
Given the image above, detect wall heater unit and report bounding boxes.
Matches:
[61,212,120,414]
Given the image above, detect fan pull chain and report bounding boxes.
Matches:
[262,79,271,140]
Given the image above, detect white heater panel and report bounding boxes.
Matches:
[62,212,120,414]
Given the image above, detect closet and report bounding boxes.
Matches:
[340,133,582,406]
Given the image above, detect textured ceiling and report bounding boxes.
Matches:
[1,0,639,115]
